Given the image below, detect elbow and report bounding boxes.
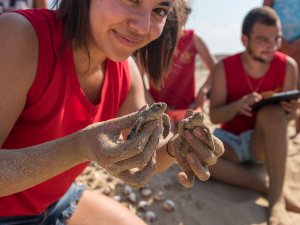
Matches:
[209,112,220,124]
[210,117,219,124]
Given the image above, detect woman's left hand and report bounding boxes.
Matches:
[168,111,224,187]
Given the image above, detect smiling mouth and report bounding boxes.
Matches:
[113,30,145,48]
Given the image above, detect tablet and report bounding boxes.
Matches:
[252,90,300,111]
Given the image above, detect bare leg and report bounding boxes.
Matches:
[255,105,293,225]
[211,105,295,225]
[67,190,146,225]
[210,141,268,194]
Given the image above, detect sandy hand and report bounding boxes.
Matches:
[170,110,224,187]
[127,102,170,140]
[80,109,161,188]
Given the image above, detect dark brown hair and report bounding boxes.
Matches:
[242,6,280,37]
[52,0,182,88]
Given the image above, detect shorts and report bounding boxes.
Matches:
[213,128,264,164]
[0,184,86,225]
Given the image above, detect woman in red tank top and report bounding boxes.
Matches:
[0,0,223,224]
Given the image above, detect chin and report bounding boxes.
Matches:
[107,52,133,62]
[263,55,274,63]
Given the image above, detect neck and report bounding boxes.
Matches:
[73,43,106,77]
[241,52,270,78]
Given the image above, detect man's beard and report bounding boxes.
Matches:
[247,45,272,64]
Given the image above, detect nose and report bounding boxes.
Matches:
[128,10,151,35]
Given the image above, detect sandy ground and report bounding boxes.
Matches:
[76,122,300,225]
[76,66,300,225]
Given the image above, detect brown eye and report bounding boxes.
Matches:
[153,8,169,17]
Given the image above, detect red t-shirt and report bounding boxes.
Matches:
[221,52,286,134]
[0,9,130,216]
[149,30,197,109]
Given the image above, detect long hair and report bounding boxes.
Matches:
[52,0,90,51]
[52,0,182,88]
[135,6,180,89]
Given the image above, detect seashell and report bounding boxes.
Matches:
[102,186,112,195]
[144,211,156,223]
[141,188,152,198]
[137,200,148,211]
[123,185,133,195]
[163,199,176,211]
[106,175,114,182]
[113,195,121,202]
[153,191,165,202]
[128,192,137,203]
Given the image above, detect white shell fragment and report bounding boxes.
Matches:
[137,200,148,211]
[113,195,121,202]
[153,191,165,202]
[163,199,176,211]
[145,211,156,223]
[141,188,153,198]
[128,192,137,203]
[123,185,133,195]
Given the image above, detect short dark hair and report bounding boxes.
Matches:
[242,6,280,37]
[52,0,182,88]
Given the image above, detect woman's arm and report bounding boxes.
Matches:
[0,13,86,196]
[0,14,159,195]
[193,34,216,108]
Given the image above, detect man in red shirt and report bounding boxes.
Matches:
[209,7,299,225]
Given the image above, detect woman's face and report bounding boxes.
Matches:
[89,0,176,61]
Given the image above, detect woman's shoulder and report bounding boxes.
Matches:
[0,12,38,88]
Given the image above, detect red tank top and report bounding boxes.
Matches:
[149,30,197,109]
[0,9,130,216]
[221,52,286,134]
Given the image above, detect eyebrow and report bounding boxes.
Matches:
[159,2,175,7]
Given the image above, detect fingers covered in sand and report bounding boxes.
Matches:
[172,110,224,187]
[81,108,162,188]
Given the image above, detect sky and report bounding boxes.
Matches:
[186,0,263,55]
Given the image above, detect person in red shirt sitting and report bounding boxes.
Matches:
[209,6,299,225]
[145,0,216,128]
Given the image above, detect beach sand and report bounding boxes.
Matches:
[76,65,300,225]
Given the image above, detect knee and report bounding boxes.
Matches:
[256,105,287,126]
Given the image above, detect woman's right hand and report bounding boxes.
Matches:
[79,110,162,188]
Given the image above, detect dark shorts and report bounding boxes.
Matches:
[0,184,86,225]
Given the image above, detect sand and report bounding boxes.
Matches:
[76,119,300,225]
[76,65,300,225]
